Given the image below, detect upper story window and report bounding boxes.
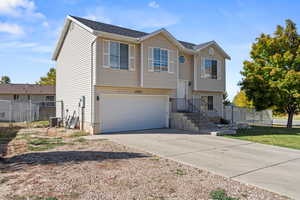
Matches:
[103,40,135,71]
[153,48,168,72]
[203,59,218,79]
[110,41,129,70]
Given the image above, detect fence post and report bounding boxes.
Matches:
[61,101,64,126]
[231,105,234,124]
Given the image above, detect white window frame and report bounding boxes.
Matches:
[202,58,219,80]
[103,40,132,71]
[151,47,169,72]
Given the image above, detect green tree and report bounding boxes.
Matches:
[233,91,253,108]
[0,76,11,84]
[223,91,231,105]
[240,19,300,128]
[37,68,56,85]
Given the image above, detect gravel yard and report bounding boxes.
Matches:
[0,126,290,200]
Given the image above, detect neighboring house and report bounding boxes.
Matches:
[0,84,55,103]
[53,16,230,134]
[0,84,56,122]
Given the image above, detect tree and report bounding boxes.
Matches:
[0,76,11,84]
[233,91,253,108]
[240,19,300,128]
[37,68,56,85]
[223,91,231,105]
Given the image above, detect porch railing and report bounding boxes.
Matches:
[170,98,220,117]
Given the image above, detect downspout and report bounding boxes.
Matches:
[90,37,97,134]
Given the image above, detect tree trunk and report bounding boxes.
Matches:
[287,110,294,128]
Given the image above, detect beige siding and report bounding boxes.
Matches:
[142,33,178,89]
[179,52,193,81]
[96,37,141,87]
[56,22,96,130]
[193,91,223,116]
[194,45,226,92]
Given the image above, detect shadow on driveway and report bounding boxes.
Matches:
[1,151,148,172]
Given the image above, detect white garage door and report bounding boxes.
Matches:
[100,94,169,133]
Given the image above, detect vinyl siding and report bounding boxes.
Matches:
[194,45,226,92]
[142,33,178,89]
[96,37,141,87]
[192,91,223,116]
[56,22,96,126]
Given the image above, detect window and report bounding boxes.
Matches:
[27,95,31,100]
[153,48,168,72]
[179,55,185,63]
[0,112,5,118]
[46,96,55,107]
[200,96,214,111]
[204,59,218,79]
[208,96,214,110]
[109,41,129,70]
[13,94,19,100]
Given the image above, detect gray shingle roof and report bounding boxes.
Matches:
[71,16,198,50]
[72,16,148,38]
[0,84,55,95]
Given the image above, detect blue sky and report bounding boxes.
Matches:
[1,0,300,99]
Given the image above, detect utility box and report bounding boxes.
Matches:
[50,117,60,127]
[80,96,85,108]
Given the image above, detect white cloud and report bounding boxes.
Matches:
[85,6,179,29]
[42,21,49,28]
[0,22,24,35]
[0,0,44,18]
[0,41,53,53]
[148,1,159,8]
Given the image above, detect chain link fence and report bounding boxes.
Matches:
[0,100,63,123]
[223,105,273,125]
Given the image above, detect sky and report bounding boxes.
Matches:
[1,0,300,100]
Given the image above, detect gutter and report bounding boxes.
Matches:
[90,37,97,134]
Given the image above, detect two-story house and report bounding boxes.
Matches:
[52,16,230,134]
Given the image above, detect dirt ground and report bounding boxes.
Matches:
[0,125,290,200]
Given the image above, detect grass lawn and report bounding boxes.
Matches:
[225,126,300,150]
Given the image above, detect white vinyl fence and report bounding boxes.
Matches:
[224,105,273,125]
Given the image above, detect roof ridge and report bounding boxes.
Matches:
[70,15,149,35]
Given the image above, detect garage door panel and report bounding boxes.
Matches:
[100,95,168,133]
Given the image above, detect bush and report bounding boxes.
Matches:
[220,118,230,124]
[210,189,238,200]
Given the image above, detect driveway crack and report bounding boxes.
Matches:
[230,157,300,179]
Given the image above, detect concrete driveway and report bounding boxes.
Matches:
[84,129,300,199]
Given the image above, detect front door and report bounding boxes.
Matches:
[177,80,189,111]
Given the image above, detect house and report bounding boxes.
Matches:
[0,84,55,103]
[0,84,56,122]
[52,16,230,134]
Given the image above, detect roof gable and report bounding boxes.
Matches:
[52,15,230,60]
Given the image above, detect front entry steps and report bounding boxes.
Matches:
[170,112,218,133]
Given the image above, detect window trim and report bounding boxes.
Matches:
[202,58,219,80]
[104,40,131,71]
[150,47,169,72]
